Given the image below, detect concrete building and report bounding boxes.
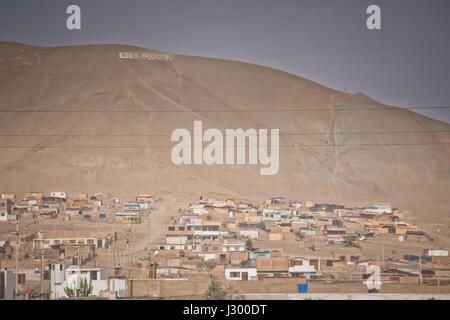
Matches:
[239,229,259,239]
[50,192,67,200]
[0,270,14,299]
[222,240,245,252]
[288,256,317,275]
[0,199,12,221]
[115,212,141,224]
[225,268,257,281]
[256,258,289,278]
[50,264,108,299]
[364,203,392,214]
[165,225,194,244]
[33,230,113,249]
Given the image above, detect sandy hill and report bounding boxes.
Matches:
[0,42,449,224]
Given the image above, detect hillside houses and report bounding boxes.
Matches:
[33,230,115,250]
[1,190,447,299]
[146,195,445,289]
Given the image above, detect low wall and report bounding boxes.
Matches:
[128,278,305,298]
[239,293,450,300]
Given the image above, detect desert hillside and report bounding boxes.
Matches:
[0,42,449,223]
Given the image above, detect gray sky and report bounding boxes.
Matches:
[1,0,449,123]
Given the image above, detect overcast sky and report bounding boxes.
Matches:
[1,0,449,123]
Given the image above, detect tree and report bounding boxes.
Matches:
[206,260,217,270]
[246,239,253,249]
[295,231,305,240]
[196,260,217,271]
[204,278,232,300]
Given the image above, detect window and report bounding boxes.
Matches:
[168,227,175,231]
[18,273,26,284]
[179,226,185,231]
[87,239,94,244]
[229,272,240,278]
[90,271,97,280]
[0,213,5,216]
[0,203,5,207]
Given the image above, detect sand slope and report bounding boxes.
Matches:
[0,42,449,223]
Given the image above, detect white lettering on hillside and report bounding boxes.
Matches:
[119,52,174,61]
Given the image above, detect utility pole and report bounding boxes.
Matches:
[126,230,130,266]
[438,271,440,295]
[419,234,424,285]
[419,255,422,285]
[15,218,19,299]
[108,243,111,276]
[40,246,44,298]
[316,233,320,272]
[113,223,116,245]
[93,244,97,268]
[419,245,423,285]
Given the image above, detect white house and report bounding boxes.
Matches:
[222,241,245,252]
[427,250,448,257]
[225,268,257,281]
[159,244,201,252]
[184,217,202,226]
[50,192,67,200]
[288,256,317,274]
[200,253,218,261]
[165,235,189,245]
[364,203,392,214]
[0,199,11,222]
[239,229,259,239]
[109,278,126,298]
[193,230,229,240]
[50,264,108,299]
[0,211,8,222]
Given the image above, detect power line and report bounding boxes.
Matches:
[0,129,449,137]
[0,142,448,148]
[0,106,449,113]
[0,130,449,137]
